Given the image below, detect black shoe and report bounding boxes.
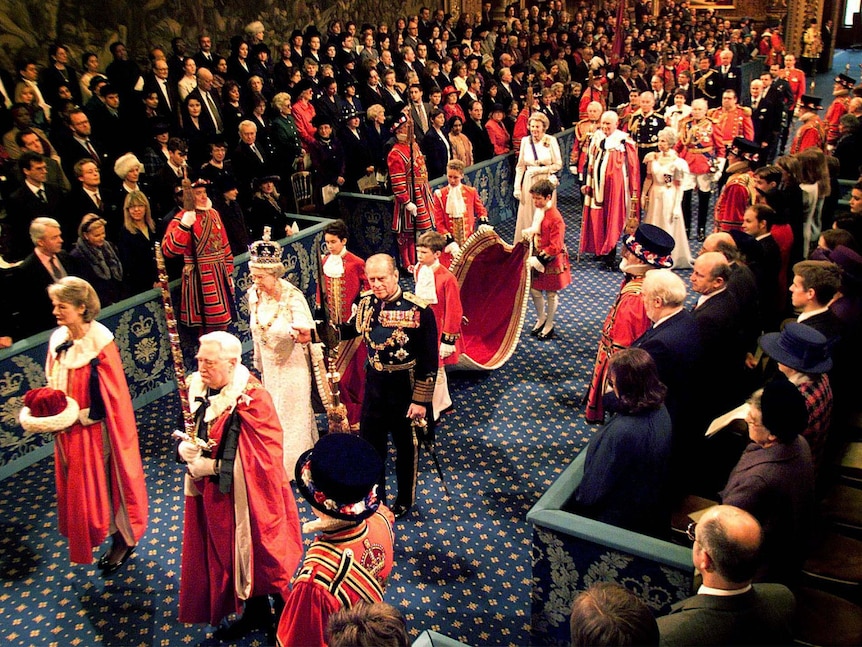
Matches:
[536,327,556,340]
[213,608,273,642]
[697,228,706,242]
[96,548,111,570]
[530,321,545,337]
[391,504,411,520]
[100,546,135,577]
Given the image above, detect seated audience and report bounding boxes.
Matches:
[657,505,794,646]
[567,348,673,537]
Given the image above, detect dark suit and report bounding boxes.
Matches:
[755,234,784,330]
[408,101,433,144]
[233,141,272,206]
[10,251,80,339]
[420,127,451,181]
[717,64,743,99]
[193,50,216,71]
[657,585,795,646]
[462,118,494,163]
[632,309,703,492]
[6,182,66,261]
[652,89,671,113]
[187,87,224,135]
[143,73,181,125]
[692,289,748,421]
[359,84,386,113]
[749,95,782,159]
[337,125,374,192]
[55,135,109,185]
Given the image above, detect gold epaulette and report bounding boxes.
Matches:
[360,289,374,298]
[403,292,429,308]
[740,106,752,116]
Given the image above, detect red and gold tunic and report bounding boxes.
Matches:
[714,164,756,232]
[430,183,488,267]
[162,207,235,328]
[790,116,827,154]
[708,106,754,152]
[387,141,434,233]
[676,115,722,175]
[276,510,395,647]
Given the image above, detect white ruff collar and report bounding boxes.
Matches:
[49,321,113,369]
[415,262,439,303]
[189,363,251,422]
[603,129,628,149]
[323,248,347,278]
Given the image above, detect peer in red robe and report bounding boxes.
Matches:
[179,333,303,631]
[44,320,149,565]
[581,113,640,258]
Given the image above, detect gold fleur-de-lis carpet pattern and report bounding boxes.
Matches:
[0,159,713,647]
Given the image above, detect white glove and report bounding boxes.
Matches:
[522,227,537,241]
[178,439,203,463]
[513,189,521,201]
[444,241,461,256]
[569,165,577,175]
[405,202,418,215]
[180,210,197,228]
[187,457,217,480]
[528,256,546,273]
[440,342,456,359]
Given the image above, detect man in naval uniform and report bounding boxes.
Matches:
[338,253,438,520]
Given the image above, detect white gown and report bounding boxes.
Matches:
[643,150,693,269]
[249,278,318,475]
[513,134,563,242]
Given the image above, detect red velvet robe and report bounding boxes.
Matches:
[46,323,148,564]
[276,510,395,647]
[162,207,235,328]
[179,369,303,626]
[581,129,640,256]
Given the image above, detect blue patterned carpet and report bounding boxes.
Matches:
[9,41,858,640]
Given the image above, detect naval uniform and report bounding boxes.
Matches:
[341,288,438,509]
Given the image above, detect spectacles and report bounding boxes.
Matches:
[686,521,697,542]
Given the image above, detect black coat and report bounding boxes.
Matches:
[462,118,494,163]
[420,127,451,181]
[10,251,80,339]
[6,182,66,261]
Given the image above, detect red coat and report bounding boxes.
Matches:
[582,129,640,255]
[276,510,395,647]
[824,95,849,145]
[46,323,148,564]
[321,251,368,323]
[714,167,756,232]
[162,208,235,328]
[579,85,607,116]
[292,99,317,148]
[708,107,754,151]
[790,116,826,154]
[179,369,304,626]
[530,206,571,291]
[782,68,806,109]
[414,262,464,365]
[387,141,434,233]
[585,276,650,422]
[485,118,511,156]
[431,183,488,267]
[676,116,723,175]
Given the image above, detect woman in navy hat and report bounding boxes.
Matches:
[759,323,833,469]
[277,433,395,647]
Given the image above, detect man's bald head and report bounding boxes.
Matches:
[695,505,762,585]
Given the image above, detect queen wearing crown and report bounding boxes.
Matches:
[247,227,319,474]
